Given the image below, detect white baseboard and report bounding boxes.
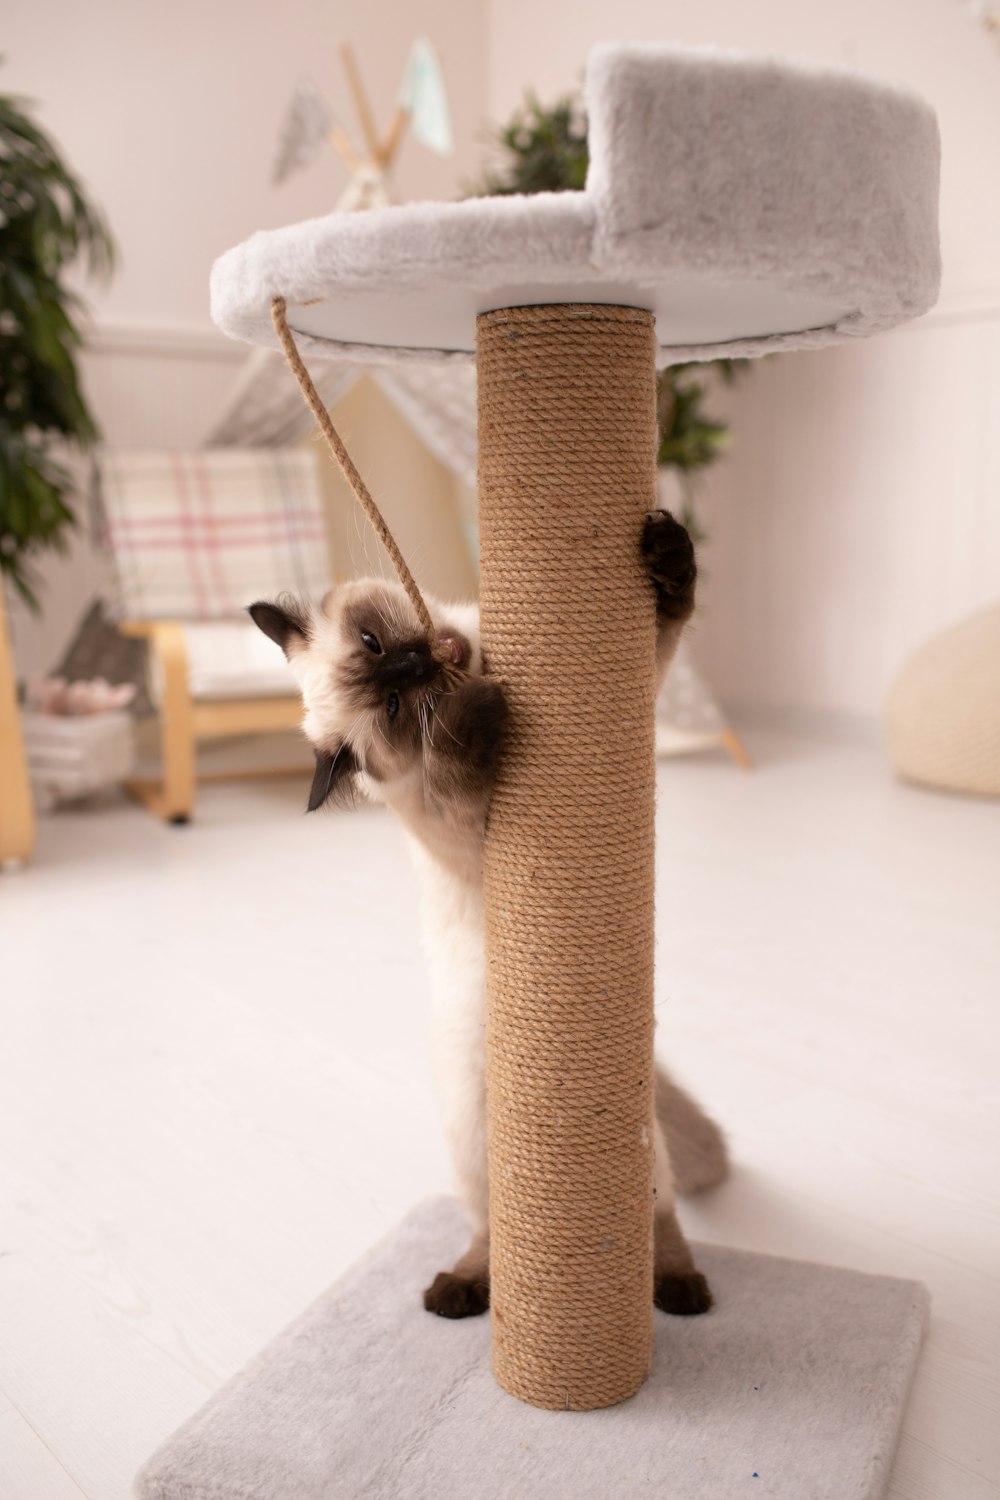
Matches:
[84,321,246,360]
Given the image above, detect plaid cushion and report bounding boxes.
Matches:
[99,448,330,620]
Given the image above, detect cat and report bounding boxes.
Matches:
[249,508,728,1320]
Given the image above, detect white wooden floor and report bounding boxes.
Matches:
[1,726,998,1500]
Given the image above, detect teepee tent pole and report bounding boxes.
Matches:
[339,43,382,163]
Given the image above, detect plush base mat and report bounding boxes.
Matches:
[136,1197,927,1500]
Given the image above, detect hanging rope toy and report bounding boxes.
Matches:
[269,296,464,686]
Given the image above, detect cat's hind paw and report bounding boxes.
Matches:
[642,510,697,622]
[423,1269,490,1319]
[653,1270,713,1316]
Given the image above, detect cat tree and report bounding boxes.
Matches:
[138,43,940,1498]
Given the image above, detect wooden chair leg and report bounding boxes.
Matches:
[720,727,753,770]
[0,585,35,867]
[124,621,196,823]
[157,624,196,821]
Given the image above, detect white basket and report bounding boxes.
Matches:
[21,710,135,809]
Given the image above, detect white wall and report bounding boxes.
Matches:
[4,0,486,678]
[8,0,486,333]
[489,0,1000,718]
[692,310,1000,717]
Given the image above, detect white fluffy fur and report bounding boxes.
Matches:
[344,596,494,1235]
[211,43,939,367]
[585,43,940,345]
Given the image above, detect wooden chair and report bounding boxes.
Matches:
[118,620,305,822]
[0,583,35,866]
[99,447,329,823]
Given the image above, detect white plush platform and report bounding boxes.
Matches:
[136,1197,928,1500]
[210,45,940,366]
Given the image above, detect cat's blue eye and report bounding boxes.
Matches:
[387,693,400,720]
[361,631,382,655]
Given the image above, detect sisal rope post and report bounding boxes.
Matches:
[272,293,659,1409]
[477,304,659,1410]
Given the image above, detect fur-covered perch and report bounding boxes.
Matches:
[211,44,939,367]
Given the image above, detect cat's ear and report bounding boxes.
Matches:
[247,598,310,657]
[307,743,359,813]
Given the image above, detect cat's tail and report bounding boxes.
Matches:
[655,1063,730,1196]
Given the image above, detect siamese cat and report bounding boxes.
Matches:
[250,508,727,1320]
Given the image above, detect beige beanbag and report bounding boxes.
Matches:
[887,604,1000,798]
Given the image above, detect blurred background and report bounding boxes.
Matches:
[4,0,1000,724]
[1,5,998,1500]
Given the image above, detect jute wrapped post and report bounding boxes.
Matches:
[478,304,658,1409]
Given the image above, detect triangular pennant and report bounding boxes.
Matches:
[398,37,452,156]
[272,79,334,185]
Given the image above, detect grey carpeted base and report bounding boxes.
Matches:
[136,1197,928,1500]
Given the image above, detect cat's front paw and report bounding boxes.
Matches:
[423,1269,491,1319]
[653,1270,713,1316]
[642,510,697,622]
[437,676,509,779]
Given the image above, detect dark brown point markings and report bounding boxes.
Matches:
[653,1270,713,1316]
[423,1270,491,1319]
[642,510,698,622]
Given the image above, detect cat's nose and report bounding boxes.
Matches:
[404,647,432,677]
[382,644,438,687]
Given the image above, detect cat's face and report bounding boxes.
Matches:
[249,579,472,809]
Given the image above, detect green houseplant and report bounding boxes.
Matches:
[471,90,744,540]
[0,78,114,608]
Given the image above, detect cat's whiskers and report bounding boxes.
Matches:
[428,694,462,748]
[370,596,394,637]
[338,705,378,763]
[351,498,378,580]
[366,708,383,751]
[418,695,431,748]
[385,588,411,637]
[418,683,451,750]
